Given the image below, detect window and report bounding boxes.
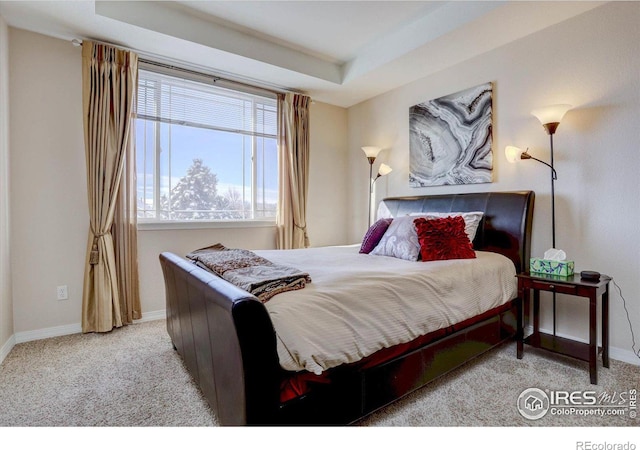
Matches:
[136,63,278,223]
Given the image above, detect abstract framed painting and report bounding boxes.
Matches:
[409,82,493,187]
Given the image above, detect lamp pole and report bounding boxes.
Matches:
[362,147,382,228]
[549,131,556,249]
[367,157,375,227]
[544,121,560,336]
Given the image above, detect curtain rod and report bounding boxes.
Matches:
[71,38,307,98]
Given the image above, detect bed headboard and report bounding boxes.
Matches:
[378,191,534,273]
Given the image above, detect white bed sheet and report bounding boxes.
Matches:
[256,245,517,375]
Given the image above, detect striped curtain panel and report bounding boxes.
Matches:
[81,41,141,332]
[277,93,311,249]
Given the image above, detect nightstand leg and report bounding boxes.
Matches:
[517,296,523,359]
[533,289,540,344]
[602,284,610,368]
[589,294,597,384]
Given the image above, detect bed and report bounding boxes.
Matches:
[159,191,534,425]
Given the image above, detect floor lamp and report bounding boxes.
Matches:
[362,146,392,227]
[505,104,572,334]
[531,104,572,249]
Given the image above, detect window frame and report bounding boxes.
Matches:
[135,61,279,229]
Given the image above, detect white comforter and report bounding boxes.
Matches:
[255,245,517,375]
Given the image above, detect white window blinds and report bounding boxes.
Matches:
[137,65,277,139]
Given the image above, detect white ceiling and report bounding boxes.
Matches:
[0,1,606,107]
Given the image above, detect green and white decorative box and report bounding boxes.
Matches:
[530,258,575,276]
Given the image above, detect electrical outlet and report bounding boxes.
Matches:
[57,285,68,300]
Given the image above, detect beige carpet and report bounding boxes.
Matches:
[0,319,638,427]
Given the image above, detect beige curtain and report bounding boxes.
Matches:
[81,41,140,333]
[276,93,311,249]
[112,124,142,325]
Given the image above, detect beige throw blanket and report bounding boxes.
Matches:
[186,244,311,302]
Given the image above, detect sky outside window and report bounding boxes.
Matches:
[135,67,278,221]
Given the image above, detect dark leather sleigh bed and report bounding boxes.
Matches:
[159,191,534,425]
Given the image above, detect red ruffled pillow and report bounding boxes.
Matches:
[413,216,476,261]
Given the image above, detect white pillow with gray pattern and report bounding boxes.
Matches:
[370,215,422,261]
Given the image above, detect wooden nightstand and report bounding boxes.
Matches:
[516,272,611,384]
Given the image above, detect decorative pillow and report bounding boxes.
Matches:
[370,215,422,261]
[410,211,484,242]
[360,218,393,254]
[414,216,476,262]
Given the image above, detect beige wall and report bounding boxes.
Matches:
[9,28,86,334]
[307,101,349,246]
[7,28,350,332]
[0,16,13,358]
[347,2,640,362]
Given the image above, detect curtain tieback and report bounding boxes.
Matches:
[89,230,109,265]
[295,223,310,248]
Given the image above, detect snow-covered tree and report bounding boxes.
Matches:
[164,158,219,220]
[215,186,249,219]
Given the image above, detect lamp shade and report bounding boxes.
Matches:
[505,146,524,163]
[377,163,393,177]
[361,146,382,159]
[531,104,572,125]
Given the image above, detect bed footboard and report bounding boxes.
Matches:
[160,252,281,425]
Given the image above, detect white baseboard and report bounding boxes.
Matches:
[10,309,167,345]
[0,310,166,366]
[134,309,166,324]
[14,322,82,344]
[525,325,640,366]
[0,333,16,366]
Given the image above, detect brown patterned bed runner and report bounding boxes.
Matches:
[186,243,311,302]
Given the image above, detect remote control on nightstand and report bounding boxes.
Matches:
[580,270,601,281]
